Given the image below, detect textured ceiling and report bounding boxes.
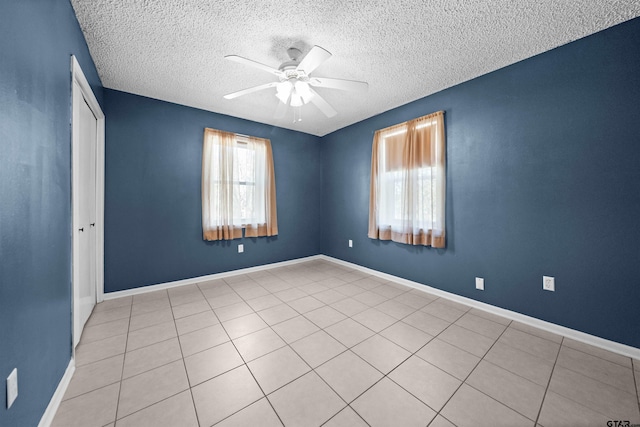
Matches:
[71,0,639,136]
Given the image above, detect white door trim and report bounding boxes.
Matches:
[71,55,105,349]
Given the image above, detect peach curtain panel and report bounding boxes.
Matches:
[368,111,446,248]
[202,128,278,241]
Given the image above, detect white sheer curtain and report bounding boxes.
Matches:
[202,128,277,241]
[368,111,446,248]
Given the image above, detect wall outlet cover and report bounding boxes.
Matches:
[348,240,353,248]
[475,277,484,290]
[238,244,244,253]
[7,368,17,409]
[543,276,555,291]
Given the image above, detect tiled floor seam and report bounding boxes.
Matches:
[328,306,458,424]
[320,317,455,425]
[250,304,381,423]
[563,343,634,369]
[171,292,204,427]
[533,336,563,426]
[555,358,638,396]
[322,406,371,426]
[633,358,640,418]
[81,315,132,339]
[61,380,121,404]
[127,333,176,353]
[262,387,287,427]
[93,300,133,314]
[462,378,541,423]
[115,390,189,424]
[428,320,512,424]
[323,316,442,422]
[535,352,635,423]
[74,335,128,367]
[208,291,288,427]
[114,301,133,423]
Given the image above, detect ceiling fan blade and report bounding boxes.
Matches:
[296,46,331,74]
[225,55,283,77]
[274,100,288,119]
[309,77,368,92]
[308,87,337,118]
[223,82,278,100]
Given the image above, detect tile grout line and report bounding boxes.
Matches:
[553,349,638,396]
[53,300,133,425]
[424,318,514,424]
[114,297,134,424]
[237,266,356,423]
[173,283,210,427]
[96,287,226,424]
[319,299,474,424]
[320,406,371,427]
[533,336,564,426]
[201,279,289,427]
[309,298,443,424]
[224,269,381,426]
[239,278,436,424]
[123,293,200,390]
[539,341,638,422]
[217,352,278,423]
[633,359,640,419]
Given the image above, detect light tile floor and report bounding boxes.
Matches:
[52,259,640,427]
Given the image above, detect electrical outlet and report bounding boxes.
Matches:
[238,244,244,253]
[543,276,555,291]
[475,277,484,290]
[348,240,353,248]
[7,368,17,409]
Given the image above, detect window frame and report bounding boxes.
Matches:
[368,111,446,248]
[202,127,278,241]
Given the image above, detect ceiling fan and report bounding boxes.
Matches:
[223,45,368,120]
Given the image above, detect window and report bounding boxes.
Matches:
[202,128,277,241]
[368,111,446,248]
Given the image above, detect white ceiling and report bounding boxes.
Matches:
[71,0,639,137]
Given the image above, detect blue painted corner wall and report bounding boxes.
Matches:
[0,1,103,426]
[2,3,640,424]
[103,90,322,292]
[320,18,640,348]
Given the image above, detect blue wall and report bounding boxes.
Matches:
[103,90,322,292]
[1,3,638,424]
[320,18,640,347]
[0,1,103,425]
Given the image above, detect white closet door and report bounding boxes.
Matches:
[76,96,98,345]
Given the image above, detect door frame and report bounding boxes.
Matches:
[71,55,105,349]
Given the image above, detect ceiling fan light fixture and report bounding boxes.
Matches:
[275,90,290,104]
[290,91,303,107]
[295,81,314,104]
[224,45,366,119]
[275,81,292,103]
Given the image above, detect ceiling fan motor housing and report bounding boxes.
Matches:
[287,47,303,61]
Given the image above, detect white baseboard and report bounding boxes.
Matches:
[100,253,638,360]
[103,255,323,300]
[39,358,75,427]
[319,255,640,360]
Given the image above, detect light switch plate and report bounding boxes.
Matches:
[475,277,484,290]
[348,240,353,248]
[238,244,244,253]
